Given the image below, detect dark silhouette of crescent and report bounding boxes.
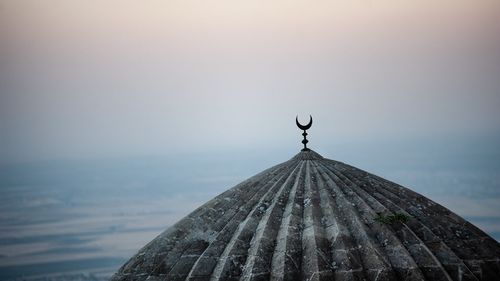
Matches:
[296,115,313,130]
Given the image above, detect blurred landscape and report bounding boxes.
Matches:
[1,136,499,280]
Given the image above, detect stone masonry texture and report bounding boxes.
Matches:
[111,150,500,281]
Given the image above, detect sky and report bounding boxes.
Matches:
[1,0,500,162]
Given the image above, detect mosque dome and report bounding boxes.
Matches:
[111,120,500,281]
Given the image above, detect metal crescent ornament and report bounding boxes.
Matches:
[296,115,313,130]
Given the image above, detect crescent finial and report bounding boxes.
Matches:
[296,115,312,130]
[296,115,313,151]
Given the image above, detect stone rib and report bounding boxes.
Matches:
[128,161,291,278]
[175,161,300,280]
[310,161,367,281]
[301,161,334,281]
[361,181,478,281]
[300,161,320,280]
[153,161,296,278]
[240,161,304,280]
[336,169,453,280]
[270,161,306,281]
[311,161,400,281]
[330,161,481,281]
[319,161,454,281]
[209,162,299,280]
[336,161,499,260]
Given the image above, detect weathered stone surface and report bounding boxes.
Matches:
[111,150,500,281]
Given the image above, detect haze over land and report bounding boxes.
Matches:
[1,1,499,279]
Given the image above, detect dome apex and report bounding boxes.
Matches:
[290,149,323,161]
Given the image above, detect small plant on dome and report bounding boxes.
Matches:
[375,213,410,224]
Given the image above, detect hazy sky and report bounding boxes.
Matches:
[1,1,500,162]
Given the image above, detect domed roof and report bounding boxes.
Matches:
[111,150,500,281]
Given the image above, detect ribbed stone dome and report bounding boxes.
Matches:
[111,150,500,281]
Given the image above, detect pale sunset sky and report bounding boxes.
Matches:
[1,1,499,161]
